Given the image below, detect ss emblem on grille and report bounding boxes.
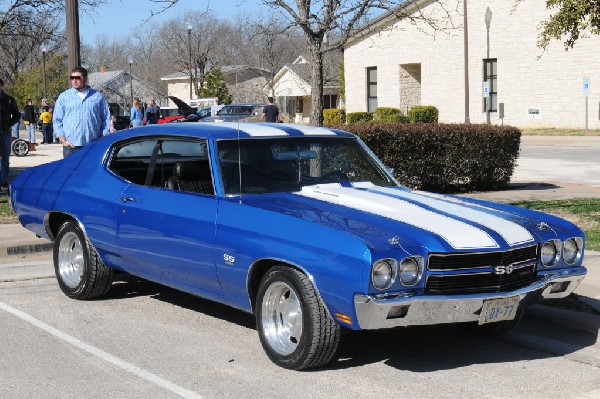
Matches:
[494,265,514,275]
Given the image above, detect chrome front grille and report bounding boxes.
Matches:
[425,245,538,295]
[428,245,537,271]
[425,265,536,294]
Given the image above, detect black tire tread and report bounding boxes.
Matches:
[289,267,340,369]
[55,221,113,300]
[257,266,341,370]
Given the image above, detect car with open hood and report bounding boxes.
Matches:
[9,122,587,370]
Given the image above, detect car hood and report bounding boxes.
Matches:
[239,183,577,253]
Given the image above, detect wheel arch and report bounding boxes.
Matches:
[247,258,329,317]
[44,211,79,241]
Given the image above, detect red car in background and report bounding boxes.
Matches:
[158,107,186,124]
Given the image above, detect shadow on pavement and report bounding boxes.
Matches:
[103,274,599,372]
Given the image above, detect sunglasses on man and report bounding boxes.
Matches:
[69,75,83,80]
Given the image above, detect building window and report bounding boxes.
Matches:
[483,58,497,112]
[367,67,377,112]
[323,94,338,109]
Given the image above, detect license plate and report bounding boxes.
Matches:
[478,297,520,325]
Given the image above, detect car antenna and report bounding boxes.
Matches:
[237,118,243,204]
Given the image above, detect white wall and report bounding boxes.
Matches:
[344,0,600,128]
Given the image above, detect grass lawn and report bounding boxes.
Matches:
[0,194,17,224]
[513,198,600,252]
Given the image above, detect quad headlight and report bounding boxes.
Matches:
[399,256,423,286]
[371,259,397,290]
[540,239,561,267]
[563,237,583,265]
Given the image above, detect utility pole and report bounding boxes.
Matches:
[66,0,81,71]
[463,0,470,123]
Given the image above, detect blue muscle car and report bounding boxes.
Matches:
[9,122,587,370]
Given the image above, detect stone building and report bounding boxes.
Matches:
[343,0,600,128]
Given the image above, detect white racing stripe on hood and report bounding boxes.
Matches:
[371,187,534,247]
[298,185,498,249]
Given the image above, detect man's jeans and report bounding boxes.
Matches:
[11,121,19,138]
[25,123,36,143]
[0,130,12,185]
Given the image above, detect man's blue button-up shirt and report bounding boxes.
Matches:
[53,87,110,146]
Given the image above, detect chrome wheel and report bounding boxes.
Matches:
[57,231,84,289]
[260,281,303,356]
[12,139,29,157]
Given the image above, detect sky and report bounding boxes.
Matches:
[79,0,263,44]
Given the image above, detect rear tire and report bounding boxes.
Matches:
[54,221,113,299]
[256,266,340,370]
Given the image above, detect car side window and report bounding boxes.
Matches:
[109,137,212,194]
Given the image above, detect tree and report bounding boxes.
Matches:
[157,13,232,97]
[10,53,69,106]
[256,1,456,126]
[198,66,232,104]
[234,14,304,98]
[157,0,455,126]
[516,0,600,50]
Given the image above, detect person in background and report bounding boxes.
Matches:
[23,99,37,144]
[53,66,110,158]
[38,106,53,144]
[0,78,21,190]
[260,97,280,123]
[210,97,224,116]
[109,115,117,133]
[11,108,21,139]
[145,100,159,124]
[130,98,143,127]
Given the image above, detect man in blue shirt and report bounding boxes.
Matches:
[53,66,110,158]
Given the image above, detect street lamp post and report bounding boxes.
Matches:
[127,54,134,107]
[40,43,48,99]
[485,7,492,125]
[187,21,193,100]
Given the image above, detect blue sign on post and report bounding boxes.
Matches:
[583,77,590,97]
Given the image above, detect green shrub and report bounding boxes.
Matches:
[347,112,373,123]
[323,109,345,126]
[408,106,439,123]
[374,107,401,123]
[328,123,521,193]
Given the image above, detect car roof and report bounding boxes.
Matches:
[101,122,355,143]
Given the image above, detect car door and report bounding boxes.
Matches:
[112,137,222,297]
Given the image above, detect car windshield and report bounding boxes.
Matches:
[217,137,396,194]
[217,105,253,116]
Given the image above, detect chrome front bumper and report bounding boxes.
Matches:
[354,267,587,330]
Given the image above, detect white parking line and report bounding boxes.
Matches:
[0,301,202,399]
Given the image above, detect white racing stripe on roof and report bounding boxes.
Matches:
[298,185,498,249]
[217,122,288,136]
[278,124,337,135]
[371,187,534,247]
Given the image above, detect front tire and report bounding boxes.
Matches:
[256,266,341,370]
[54,221,113,299]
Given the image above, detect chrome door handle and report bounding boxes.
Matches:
[120,196,136,202]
